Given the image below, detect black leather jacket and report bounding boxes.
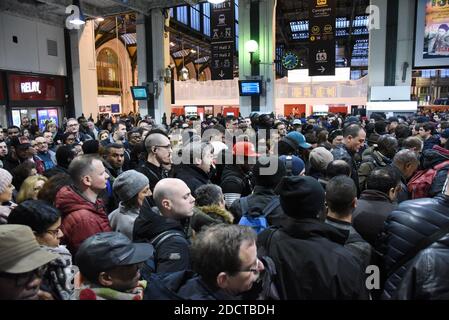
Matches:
[381,194,449,299]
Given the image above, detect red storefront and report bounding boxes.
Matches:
[5,72,65,129]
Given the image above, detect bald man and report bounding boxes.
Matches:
[133,178,195,274]
[137,130,173,192]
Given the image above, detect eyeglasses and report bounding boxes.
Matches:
[0,265,47,287]
[68,123,79,127]
[237,258,262,275]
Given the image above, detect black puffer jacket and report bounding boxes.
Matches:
[173,164,210,196]
[381,195,449,299]
[133,198,191,273]
[257,218,368,300]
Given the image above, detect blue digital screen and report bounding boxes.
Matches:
[239,81,261,96]
[131,86,148,100]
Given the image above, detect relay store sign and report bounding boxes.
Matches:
[21,82,41,94]
[8,74,64,102]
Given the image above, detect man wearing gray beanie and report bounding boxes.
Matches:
[257,175,368,300]
[109,170,151,240]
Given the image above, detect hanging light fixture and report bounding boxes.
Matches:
[180,39,189,81]
[208,0,226,4]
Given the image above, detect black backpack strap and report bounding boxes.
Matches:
[387,221,449,279]
[150,230,185,251]
[240,197,249,216]
[261,197,281,218]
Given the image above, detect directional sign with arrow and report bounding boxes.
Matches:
[308,0,336,77]
[211,0,234,80]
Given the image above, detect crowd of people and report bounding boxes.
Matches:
[1,109,449,300]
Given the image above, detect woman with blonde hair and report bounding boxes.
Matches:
[16,174,48,203]
[97,129,110,142]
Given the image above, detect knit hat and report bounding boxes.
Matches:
[253,156,286,187]
[0,168,13,194]
[279,155,305,176]
[113,170,149,202]
[287,131,311,149]
[309,147,334,171]
[275,176,325,219]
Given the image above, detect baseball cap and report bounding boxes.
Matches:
[232,141,260,157]
[309,147,334,171]
[9,136,31,149]
[287,131,311,149]
[292,119,302,125]
[0,225,57,274]
[75,232,153,274]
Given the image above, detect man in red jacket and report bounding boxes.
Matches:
[55,154,112,255]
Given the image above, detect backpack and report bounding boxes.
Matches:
[238,197,280,234]
[407,160,449,199]
[140,230,186,281]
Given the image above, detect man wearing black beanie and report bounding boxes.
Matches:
[229,156,286,226]
[257,175,368,300]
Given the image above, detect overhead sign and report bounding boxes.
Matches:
[210,0,235,80]
[308,0,336,76]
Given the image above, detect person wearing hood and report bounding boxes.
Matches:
[191,184,234,234]
[7,200,78,300]
[133,178,195,274]
[358,135,398,191]
[109,170,151,240]
[417,145,449,197]
[54,155,111,256]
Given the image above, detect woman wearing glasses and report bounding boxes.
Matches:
[7,200,78,300]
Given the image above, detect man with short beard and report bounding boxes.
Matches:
[55,155,111,255]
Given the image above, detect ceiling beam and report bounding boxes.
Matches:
[35,0,102,17]
[0,0,65,26]
[103,0,152,14]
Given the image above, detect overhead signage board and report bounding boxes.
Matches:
[210,0,235,80]
[414,0,449,68]
[308,0,336,76]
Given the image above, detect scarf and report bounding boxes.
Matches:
[77,280,147,300]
